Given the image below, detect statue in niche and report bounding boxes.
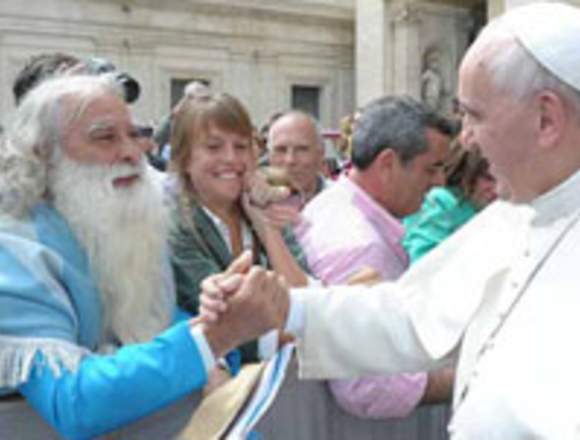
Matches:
[420,48,445,112]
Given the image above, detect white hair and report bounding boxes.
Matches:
[1,73,173,347]
[0,74,123,217]
[474,13,580,116]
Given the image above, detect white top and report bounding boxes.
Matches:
[290,168,580,439]
[202,206,253,255]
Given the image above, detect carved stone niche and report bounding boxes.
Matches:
[415,2,472,115]
[420,46,446,112]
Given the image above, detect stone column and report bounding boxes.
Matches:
[390,1,422,98]
[355,0,423,107]
[355,0,388,107]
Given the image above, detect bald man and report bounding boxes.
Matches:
[267,111,328,204]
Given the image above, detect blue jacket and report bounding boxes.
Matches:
[0,203,212,439]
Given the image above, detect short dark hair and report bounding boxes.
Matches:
[351,95,453,170]
[13,52,80,105]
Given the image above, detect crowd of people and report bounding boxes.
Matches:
[0,2,578,439]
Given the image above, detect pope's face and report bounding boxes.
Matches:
[458,49,536,202]
[61,92,151,189]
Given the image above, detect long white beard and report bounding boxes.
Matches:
[49,154,173,348]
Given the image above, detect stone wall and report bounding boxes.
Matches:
[0,0,355,128]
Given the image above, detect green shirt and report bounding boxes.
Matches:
[403,186,477,264]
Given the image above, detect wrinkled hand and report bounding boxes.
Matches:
[242,193,300,233]
[201,266,290,359]
[245,167,292,208]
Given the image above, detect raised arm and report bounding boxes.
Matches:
[242,192,309,287]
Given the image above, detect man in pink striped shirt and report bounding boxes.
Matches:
[295,96,454,428]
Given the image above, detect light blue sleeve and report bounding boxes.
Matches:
[19,320,207,440]
[0,212,209,438]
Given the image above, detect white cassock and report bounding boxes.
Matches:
[293,168,580,439]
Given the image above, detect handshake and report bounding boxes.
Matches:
[197,250,291,360]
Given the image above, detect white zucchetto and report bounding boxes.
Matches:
[502,2,580,92]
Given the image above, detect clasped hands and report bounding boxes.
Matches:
[198,250,291,360]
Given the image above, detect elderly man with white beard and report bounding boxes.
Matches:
[0,74,272,439]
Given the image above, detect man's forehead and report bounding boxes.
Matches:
[457,21,516,85]
[271,125,318,147]
[87,118,123,133]
[66,95,130,129]
[275,114,314,133]
[456,55,490,112]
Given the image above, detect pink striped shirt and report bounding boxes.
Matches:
[295,176,427,419]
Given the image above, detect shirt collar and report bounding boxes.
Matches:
[342,175,406,244]
[529,168,580,225]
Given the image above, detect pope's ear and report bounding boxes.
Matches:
[536,91,566,149]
